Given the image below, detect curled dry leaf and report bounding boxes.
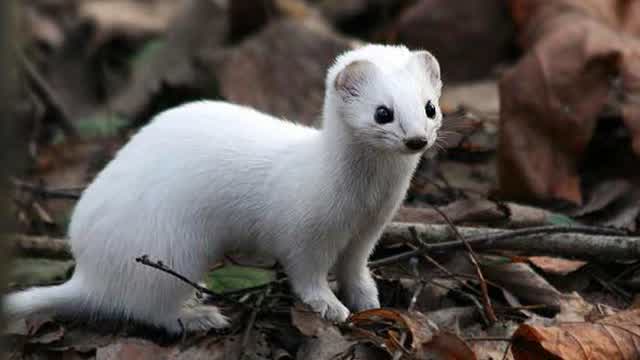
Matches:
[512,308,640,360]
[348,308,477,359]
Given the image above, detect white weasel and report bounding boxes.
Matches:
[4,44,442,333]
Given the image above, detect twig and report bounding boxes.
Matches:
[240,288,268,360]
[135,255,246,307]
[9,234,72,259]
[428,204,497,324]
[406,229,482,298]
[393,259,423,360]
[408,257,425,311]
[502,342,513,360]
[12,178,82,200]
[424,278,489,326]
[371,223,631,267]
[611,261,640,283]
[20,54,78,138]
[136,255,214,296]
[591,274,632,302]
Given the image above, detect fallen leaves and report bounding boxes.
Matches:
[512,308,640,360]
[348,308,476,359]
[498,0,640,213]
[214,17,358,127]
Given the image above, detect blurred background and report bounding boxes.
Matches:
[2,0,640,357]
[7,0,639,239]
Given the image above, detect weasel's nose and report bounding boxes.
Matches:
[404,137,428,151]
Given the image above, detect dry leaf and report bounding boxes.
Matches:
[498,0,640,205]
[512,308,640,360]
[216,18,358,127]
[79,0,182,44]
[481,259,564,311]
[527,256,587,276]
[291,303,335,337]
[96,339,171,360]
[348,308,477,359]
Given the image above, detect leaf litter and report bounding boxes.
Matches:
[6,0,640,359]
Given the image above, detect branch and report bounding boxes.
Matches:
[9,234,72,259]
[12,178,82,200]
[372,223,633,267]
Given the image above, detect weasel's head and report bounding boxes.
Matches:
[325,44,442,154]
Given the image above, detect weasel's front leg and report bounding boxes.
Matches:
[285,254,350,322]
[336,235,381,312]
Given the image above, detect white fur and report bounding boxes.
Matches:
[4,44,442,333]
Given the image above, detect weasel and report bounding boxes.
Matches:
[4,44,442,333]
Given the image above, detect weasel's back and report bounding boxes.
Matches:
[68,101,318,253]
[151,101,318,148]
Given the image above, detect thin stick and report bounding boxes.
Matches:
[428,204,497,324]
[240,288,268,360]
[135,255,246,307]
[12,178,81,200]
[407,228,482,298]
[408,257,425,312]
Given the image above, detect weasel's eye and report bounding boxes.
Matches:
[425,100,437,119]
[374,106,394,124]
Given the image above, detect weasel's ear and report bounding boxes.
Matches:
[411,50,442,93]
[334,60,378,100]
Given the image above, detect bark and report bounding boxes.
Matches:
[377,223,639,264]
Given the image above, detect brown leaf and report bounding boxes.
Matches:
[348,308,477,359]
[291,303,335,337]
[96,339,171,360]
[291,303,355,360]
[512,308,640,360]
[79,0,181,44]
[215,18,358,127]
[385,0,514,82]
[527,256,587,276]
[498,0,640,205]
[5,316,65,344]
[481,258,564,311]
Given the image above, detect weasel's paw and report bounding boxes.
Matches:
[303,296,350,323]
[176,305,230,333]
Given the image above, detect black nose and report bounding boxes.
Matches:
[404,137,428,151]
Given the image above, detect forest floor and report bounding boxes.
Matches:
[4,1,640,359]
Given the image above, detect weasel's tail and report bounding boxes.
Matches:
[4,278,84,320]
